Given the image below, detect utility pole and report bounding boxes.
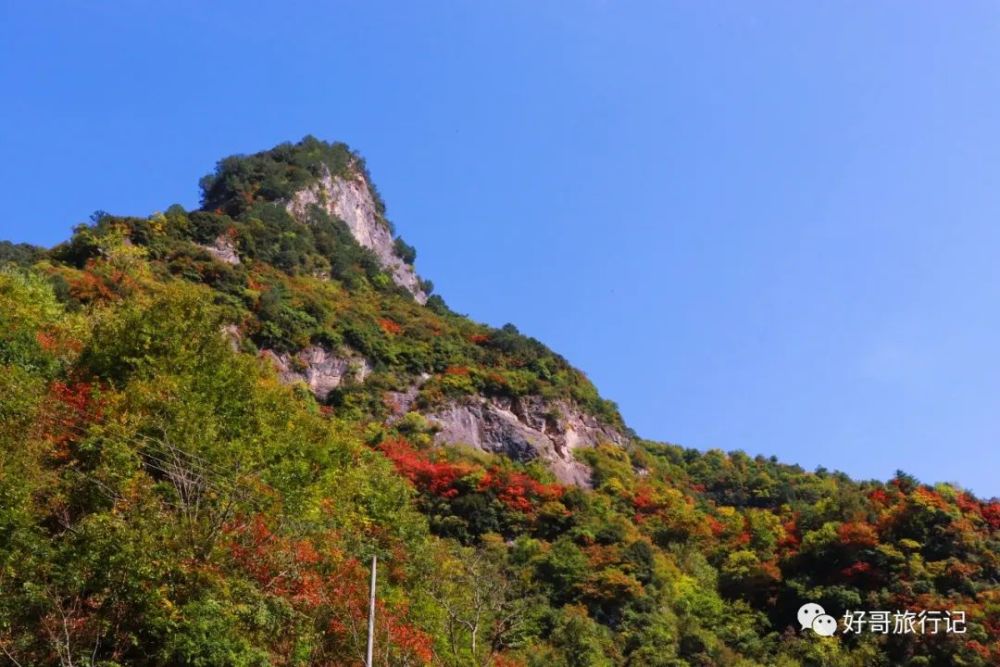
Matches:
[366,555,377,667]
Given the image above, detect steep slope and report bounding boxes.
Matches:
[286,164,427,303]
[190,136,629,485]
[0,137,997,667]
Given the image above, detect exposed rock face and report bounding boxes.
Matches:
[422,396,627,487]
[263,345,372,400]
[200,234,241,265]
[287,167,427,304]
[383,374,432,416]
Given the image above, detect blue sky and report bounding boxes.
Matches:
[3,1,999,496]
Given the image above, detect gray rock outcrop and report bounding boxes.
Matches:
[413,395,627,487]
[263,345,372,400]
[287,167,427,304]
[200,234,241,265]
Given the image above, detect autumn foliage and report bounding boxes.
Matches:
[0,138,997,666]
[226,515,433,665]
[381,438,562,515]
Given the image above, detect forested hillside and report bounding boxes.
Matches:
[0,138,997,666]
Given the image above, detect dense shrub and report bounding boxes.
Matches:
[0,240,43,266]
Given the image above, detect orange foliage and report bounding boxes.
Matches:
[378,318,403,335]
[68,270,117,303]
[967,641,992,660]
[955,492,979,514]
[479,469,563,514]
[40,381,104,460]
[226,515,433,664]
[982,501,1000,531]
[582,544,620,569]
[380,438,474,499]
[841,561,873,579]
[707,517,726,537]
[578,568,644,603]
[913,486,950,511]
[868,488,890,505]
[35,328,82,356]
[778,517,801,551]
[632,485,660,515]
[838,521,879,548]
[35,331,58,352]
[380,439,563,515]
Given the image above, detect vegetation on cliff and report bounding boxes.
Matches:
[0,139,996,666]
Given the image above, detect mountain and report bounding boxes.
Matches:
[0,137,996,666]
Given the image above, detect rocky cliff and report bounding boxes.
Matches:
[384,384,627,486]
[287,166,427,303]
[200,234,241,265]
[260,354,627,486]
[428,397,627,486]
[263,345,372,401]
[196,137,628,485]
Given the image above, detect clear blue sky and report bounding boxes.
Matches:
[3,2,999,497]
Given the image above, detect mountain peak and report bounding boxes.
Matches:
[199,136,427,302]
[287,162,427,303]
